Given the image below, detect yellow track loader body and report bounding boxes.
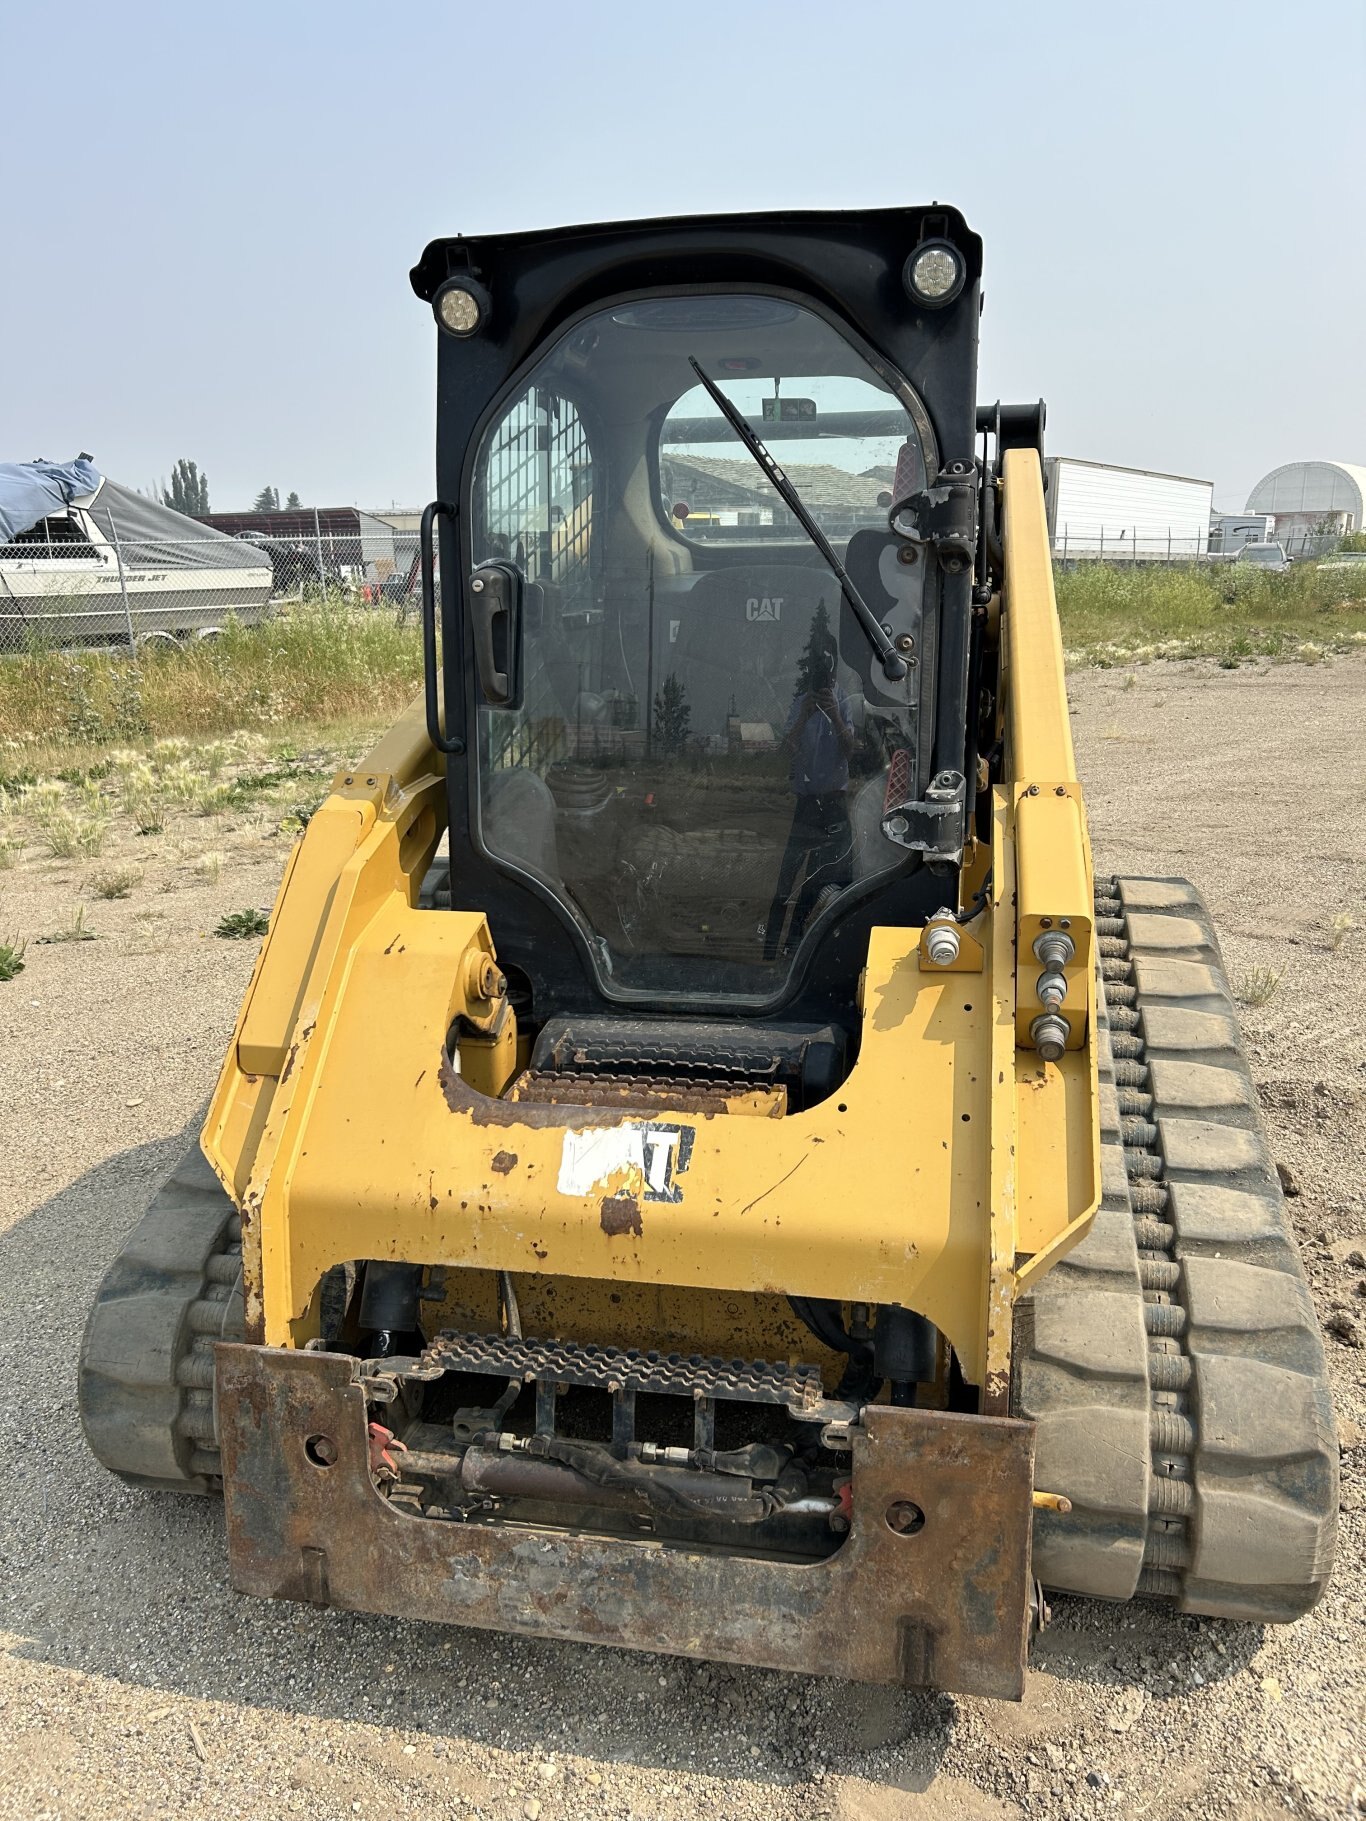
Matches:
[80,207,1336,1701]
[199,448,1092,1701]
[204,454,1096,1376]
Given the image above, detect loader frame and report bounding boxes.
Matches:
[202,449,1098,1696]
[200,208,1101,1697]
[203,451,1096,1390]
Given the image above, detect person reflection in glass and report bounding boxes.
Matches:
[763,612,857,959]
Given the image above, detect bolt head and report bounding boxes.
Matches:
[305,1433,338,1467]
[1030,1012,1071,1062]
[885,1500,926,1535]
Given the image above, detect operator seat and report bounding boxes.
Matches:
[667,564,836,742]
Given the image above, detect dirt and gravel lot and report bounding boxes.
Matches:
[1,656,1363,1821]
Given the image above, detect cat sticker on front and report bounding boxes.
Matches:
[557,1122,695,1204]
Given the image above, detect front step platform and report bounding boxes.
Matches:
[1013,877,1338,1622]
[419,1330,830,1413]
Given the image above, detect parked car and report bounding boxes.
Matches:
[1235,541,1290,574]
[235,534,335,596]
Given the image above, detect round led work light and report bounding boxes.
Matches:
[904,241,965,309]
[434,279,488,337]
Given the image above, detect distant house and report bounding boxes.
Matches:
[659,454,889,540]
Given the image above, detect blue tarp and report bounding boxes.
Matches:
[0,457,103,542]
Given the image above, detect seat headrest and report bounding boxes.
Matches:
[673,565,838,665]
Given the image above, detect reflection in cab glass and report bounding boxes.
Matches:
[470,293,929,1002]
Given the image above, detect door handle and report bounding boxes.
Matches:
[469,562,522,708]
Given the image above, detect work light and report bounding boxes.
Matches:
[905,241,965,308]
[434,280,487,337]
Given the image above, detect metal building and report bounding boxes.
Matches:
[194,505,403,591]
[1246,462,1366,555]
[1210,513,1275,552]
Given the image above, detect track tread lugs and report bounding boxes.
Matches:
[1014,876,1337,1623]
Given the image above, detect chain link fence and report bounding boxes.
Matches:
[2,499,1358,658]
[0,503,420,655]
[1055,525,1342,563]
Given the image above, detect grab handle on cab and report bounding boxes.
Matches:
[420,499,464,755]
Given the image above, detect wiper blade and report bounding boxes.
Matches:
[686,357,907,682]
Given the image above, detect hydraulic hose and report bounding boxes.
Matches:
[788,1298,880,1406]
[490,1271,523,1424]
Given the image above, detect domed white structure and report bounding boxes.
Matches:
[1246,461,1366,554]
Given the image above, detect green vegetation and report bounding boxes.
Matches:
[0,601,422,755]
[88,866,142,900]
[0,727,341,917]
[1056,558,1366,666]
[34,800,110,859]
[216,907,271,939]
[1235,965,1282,1008]
[0,567,1363,797]
[39,906,97,945]
[0,939,26,982]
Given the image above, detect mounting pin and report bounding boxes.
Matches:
[925,920,961,966]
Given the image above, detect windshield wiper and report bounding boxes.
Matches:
[686,356,907,682]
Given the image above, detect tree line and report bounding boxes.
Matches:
[154,459,304,516]
[250,486,303,513]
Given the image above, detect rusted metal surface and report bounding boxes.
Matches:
[217,1343,1036,1699]
[599,1194,642,1237]
[417,1330,830,1410]
[509,1071,787,1119]
[440,1050,782,1128]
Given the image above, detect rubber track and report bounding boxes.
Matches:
[1014,878,1338,1621]
[78,1144,244,1492]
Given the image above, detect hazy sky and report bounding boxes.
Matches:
[6,0,1363,514]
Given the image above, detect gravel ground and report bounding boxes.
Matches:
[1,656,1363,1821]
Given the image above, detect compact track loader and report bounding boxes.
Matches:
[79,207,1337,1700]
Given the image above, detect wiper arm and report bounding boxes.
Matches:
[686,357,907,682]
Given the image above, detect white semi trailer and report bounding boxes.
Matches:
[1044,457,1214,561]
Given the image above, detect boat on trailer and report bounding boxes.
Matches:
[0,458,274,649]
